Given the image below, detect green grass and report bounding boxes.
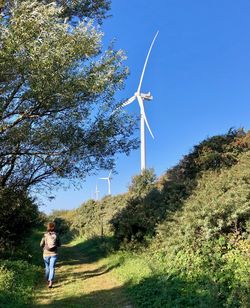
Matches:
[103,251,153,284]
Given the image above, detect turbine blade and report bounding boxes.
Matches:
[111,96,136,115]
[137,31,159,94]
[108,170,112,178]
[99,177,108,180]
[138,96,154,139]
[121,95,136,108]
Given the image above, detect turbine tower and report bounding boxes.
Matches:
[121,31,159,173]
[94,182,100,201]
[99,170,112,195]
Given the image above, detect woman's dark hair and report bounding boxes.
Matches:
[47,222,55,232]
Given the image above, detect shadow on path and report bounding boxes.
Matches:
[35,283,132,308]
[55,263,122,288]
[58,236,115,266]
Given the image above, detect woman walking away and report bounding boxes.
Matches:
[40,222,61,288]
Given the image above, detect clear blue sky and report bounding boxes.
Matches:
[39,0,250,213]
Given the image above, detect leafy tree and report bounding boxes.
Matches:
[128,169,156,197]
[0,0,111,23]
[0,1,137,190]
[0,187,39,251]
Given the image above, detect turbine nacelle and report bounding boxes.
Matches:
[135,91,153,100]
[141,92,153,101]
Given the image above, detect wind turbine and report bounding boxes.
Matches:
[121,31,159,173]
[99,170,112,195]
[94,182,100,201]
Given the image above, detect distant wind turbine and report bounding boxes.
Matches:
[120,31,159,173]
[94,182,100,201]
[99,170,112,195]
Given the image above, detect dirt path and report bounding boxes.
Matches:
[32,238,132,308]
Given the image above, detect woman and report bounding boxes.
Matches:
[40,222,61,288]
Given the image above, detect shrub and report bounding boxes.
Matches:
[110,130,250,246]
[110,169,165,244]
[157,151,250,251]
[110,240,250,307]
[0,260,40,307]
[71,194,129,238]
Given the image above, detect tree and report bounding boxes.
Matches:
[128,169,156,197]
[0,187,40,250]
[0,0,111,23]
[0,1,137,190]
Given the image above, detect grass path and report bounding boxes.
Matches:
[32,237,133,308]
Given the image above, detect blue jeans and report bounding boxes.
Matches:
[43,255,58,281]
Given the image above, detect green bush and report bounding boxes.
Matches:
[72,194,129,238]
[106,131,250,307]
[110,130,250,246]
[0,260,40,307]
[157,151,250,251]
[110,169,165,245]
[164,129,249,183]
[106,240,250,307]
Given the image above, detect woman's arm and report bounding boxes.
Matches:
[40,236,45,248]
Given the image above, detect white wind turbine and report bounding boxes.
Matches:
[99,170,112,195]
[121,31,159,173]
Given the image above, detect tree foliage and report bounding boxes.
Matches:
[0,1,137,190]
[0,187,40,251]
[0,0,111,23]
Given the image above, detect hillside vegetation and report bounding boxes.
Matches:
[1,129,249,307]
[54,129,250,307]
